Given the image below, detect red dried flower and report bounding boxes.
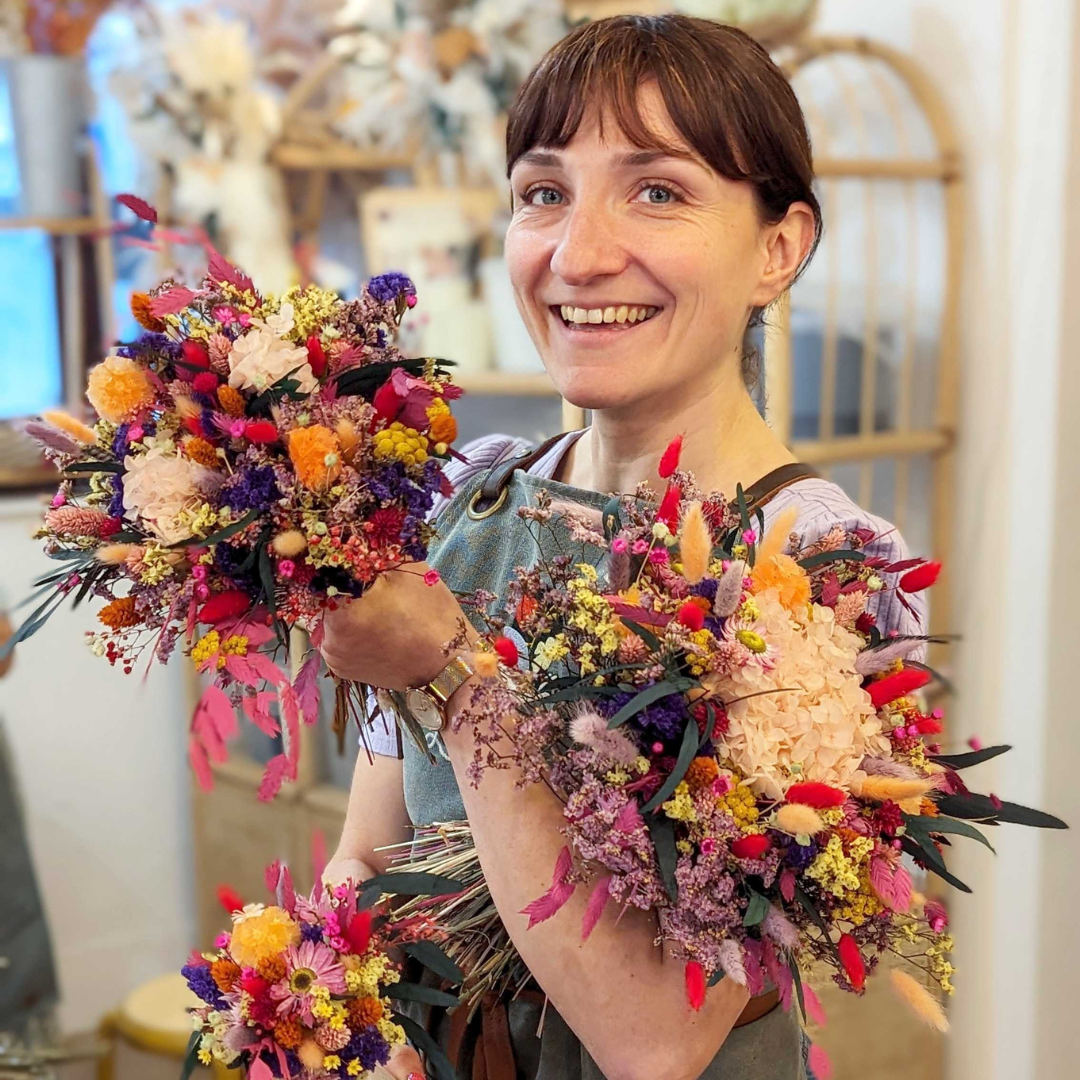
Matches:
[493,636,519,667]
[785,782,847,808]
[677,601,705,631]
[306,335,327,377]
[516,594,538,624]
[866,667,932,708]
[874,800,904,836]
[838,933,866,991]
[217,884,244,913]
[345,910,372,955]
[198,590,252,625]
[685,960,706,1010]
[899,561,942,593]
[192,372,219,395]
[244,421,279,444]
[368,507,406,547]
[731,834,771,860]
[181,339,211,373]
[657,482,682,530]
[658,434,683,479]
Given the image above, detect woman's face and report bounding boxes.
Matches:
[505,83,803,413]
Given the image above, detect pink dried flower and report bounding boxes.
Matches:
[45,505,111,538]
[632,539,649,555]
[611,537,629,554]
[648,548,669,564]
[424,569,441,586]
[568,707,640,767]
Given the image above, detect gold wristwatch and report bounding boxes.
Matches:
[404,654,476,732]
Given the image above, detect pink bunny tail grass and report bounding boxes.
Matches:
[808,1044,833,1079]
[569,707,640,766]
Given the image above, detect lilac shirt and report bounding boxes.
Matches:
[367,430,926,756]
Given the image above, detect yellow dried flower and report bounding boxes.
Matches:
[41,409,98,445]
[182,437,220,468]
[228,906,300,968]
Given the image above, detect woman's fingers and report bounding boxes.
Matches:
[379,1043,426,1078]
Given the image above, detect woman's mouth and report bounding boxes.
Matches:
[551,304,662,332]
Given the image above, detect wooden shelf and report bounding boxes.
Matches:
[272,142,417,171]
[790,428,953,465]
[455,370,558,396]
[0,215,104,235]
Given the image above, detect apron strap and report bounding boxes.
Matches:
[467,429,816,522]
[467,432,574,520]
[742,461,819,515]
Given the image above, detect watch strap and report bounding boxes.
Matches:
[428,654,475,706]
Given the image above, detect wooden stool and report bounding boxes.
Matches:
[97,971,230,1080]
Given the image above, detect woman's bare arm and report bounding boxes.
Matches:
[443,686,750,1080]
[325,751,412,881]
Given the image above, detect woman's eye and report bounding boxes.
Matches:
[526,187,563,206]
[637,184,679,205]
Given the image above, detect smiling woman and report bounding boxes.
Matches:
[319,14,923,1080]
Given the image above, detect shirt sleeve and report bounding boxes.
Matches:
[765,481,930,647]
[363,432,530,757]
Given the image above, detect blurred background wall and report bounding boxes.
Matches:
[0,1,1077,1078]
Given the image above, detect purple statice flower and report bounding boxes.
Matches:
[181,962,224,1007]
[115,332,182,361]
[344,1026,391,1072]
[214,541,257,585]
[376,328,387,348]
[781,837,818,872]
[222,465,280,513]
[691,578,719,603]
[108,475,125,518]
[600,688,688,743]
[366,271,415,304]
[112,423,130,458]
[300,921,324,943]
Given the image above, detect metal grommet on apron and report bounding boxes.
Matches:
[466,485,509,520]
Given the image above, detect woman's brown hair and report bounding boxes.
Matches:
[505,13,821,384]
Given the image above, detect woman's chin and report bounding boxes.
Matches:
[547,368,643,413]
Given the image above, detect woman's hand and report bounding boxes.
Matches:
[380,1044,426,1079]
[320,562,477,690]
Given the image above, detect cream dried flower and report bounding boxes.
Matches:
[712,590,889,799]
[122,446,221,545]
[227,327,316,394]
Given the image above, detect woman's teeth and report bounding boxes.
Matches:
[558,305,659,326]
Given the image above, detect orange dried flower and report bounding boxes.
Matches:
[217,385,246,418]
[211,957,242,993]
[86,355,154,423]
[98,596,140,630]
[274,1015,304,1050]
[919,798,940,818]
[130,291,165,332]
[257,954,287,983]
[749,553,811,614]
[348,996,383,1027]
[183,437,220,468]
[429,413,457,445]
[684,756,720,792]
[288,425,342,491]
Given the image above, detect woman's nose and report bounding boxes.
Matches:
[549,202,628,285]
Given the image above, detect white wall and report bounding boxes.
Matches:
[0,496,194,1033]
[817,3,1079,1080]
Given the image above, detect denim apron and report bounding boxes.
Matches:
[403,464,810,1080]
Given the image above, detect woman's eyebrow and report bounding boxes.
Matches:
[513,147,701,170]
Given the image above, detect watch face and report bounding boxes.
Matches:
[405,688,444,732]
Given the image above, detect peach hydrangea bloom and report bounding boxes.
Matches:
[86,355,154,422]
[227,326,316,395]
[711,589,888,799]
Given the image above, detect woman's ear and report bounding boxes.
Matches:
[749,202,817,308]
